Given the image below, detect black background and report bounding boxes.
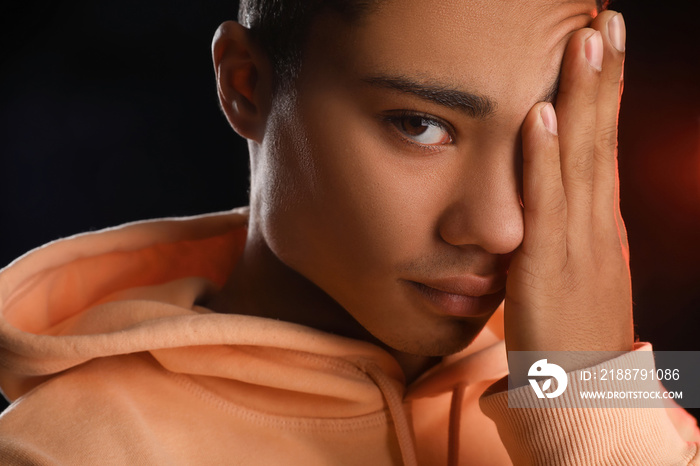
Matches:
[1,1,699,419]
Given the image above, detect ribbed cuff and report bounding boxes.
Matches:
[479,343,699,465]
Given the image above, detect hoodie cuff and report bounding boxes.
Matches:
[479,343,699,465]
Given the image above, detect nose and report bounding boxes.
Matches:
[437,151,524,255]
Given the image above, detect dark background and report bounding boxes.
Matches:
[1,1,698,417]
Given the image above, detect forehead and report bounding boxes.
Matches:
[303,0,596,119]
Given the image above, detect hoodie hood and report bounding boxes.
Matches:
[0,208,510,466]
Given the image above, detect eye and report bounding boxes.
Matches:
[387,113,453,147]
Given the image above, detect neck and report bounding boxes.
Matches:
[200,229,439,384]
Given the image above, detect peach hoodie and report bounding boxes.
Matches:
[0,208,699,465]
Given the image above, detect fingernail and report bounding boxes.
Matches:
[540,103,557,135]
[608,13,626,53]
[585,31,603,71]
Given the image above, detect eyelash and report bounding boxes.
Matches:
[383,111,455,152]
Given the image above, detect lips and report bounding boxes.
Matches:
[405,275,506,318]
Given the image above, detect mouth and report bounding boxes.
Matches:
[404,276,505,318]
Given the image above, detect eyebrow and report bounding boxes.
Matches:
[362,74,561,118]
[362,74,496,119]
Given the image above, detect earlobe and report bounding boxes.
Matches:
[212,21,271,142]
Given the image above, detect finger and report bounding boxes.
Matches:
[615,179,630,263]
[520,102,566,259]
[555,28,603,240]
[590,12,626,235]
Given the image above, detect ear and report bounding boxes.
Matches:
[212,21,272,142]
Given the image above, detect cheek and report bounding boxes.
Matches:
[267,91,442,288]
[304,100,443,270]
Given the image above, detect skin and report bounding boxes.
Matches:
[206,0,633,383]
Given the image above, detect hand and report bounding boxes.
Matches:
[504,11,633,371]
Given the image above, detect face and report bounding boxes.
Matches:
[252,0,597,356]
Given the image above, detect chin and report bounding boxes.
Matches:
[380,318,488,357]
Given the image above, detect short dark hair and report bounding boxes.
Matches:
[238,0,380,91]
[238,0,610,92]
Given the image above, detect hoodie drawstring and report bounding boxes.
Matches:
[363,362,469,466]
[364,362,418,466]
[447,383,467,466]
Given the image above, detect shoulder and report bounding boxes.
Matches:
[0,354,182,465]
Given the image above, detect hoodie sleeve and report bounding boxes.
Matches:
[479,343,700,465]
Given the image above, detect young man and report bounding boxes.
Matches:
[0,0,698,464]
